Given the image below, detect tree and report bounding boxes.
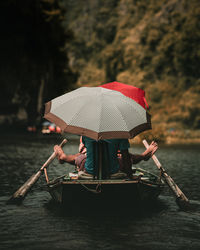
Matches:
[0,0,76,126]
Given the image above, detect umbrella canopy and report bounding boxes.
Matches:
[100,81,149,109]
[44,86,151,141]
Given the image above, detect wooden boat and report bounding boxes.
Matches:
[10,139,188,210]
[45,167,165,208]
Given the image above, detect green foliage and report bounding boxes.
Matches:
[63,0,200,130]
[1,0,200,131]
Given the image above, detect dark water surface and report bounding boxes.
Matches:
[0,133,200,250]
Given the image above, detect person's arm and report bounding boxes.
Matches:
[121,149,132,178]
[130,154,145,164]
[54,145,80,165]
[130,141,158,164]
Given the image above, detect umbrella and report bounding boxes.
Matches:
[100,81,149,109]
[44,86,151,141]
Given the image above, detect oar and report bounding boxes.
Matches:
[8,138,67,203]
[142,139,190,210]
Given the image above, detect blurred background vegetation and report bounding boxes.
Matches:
[1,0,200,143]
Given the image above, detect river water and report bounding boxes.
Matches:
[0,132,200,250]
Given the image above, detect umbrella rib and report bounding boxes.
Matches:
[52,92,90,113]
[108,96,130,131]
[66,98,93,126]
[119,96,146,120]
[109,95,146,131]
[52,94,91,126]
[51,88,102,133]
[98,95,103,133]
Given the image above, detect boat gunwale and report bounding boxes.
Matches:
[46,167,165,190]
[47,178,165,189]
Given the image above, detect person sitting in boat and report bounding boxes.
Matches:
[78,136,158,167]
[79,136,133,179]
[54,136,158,179]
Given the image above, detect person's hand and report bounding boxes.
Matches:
[54,145,65,163]
[142,141,158,161]
[54,145,62,155]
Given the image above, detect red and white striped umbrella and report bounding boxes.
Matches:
[44,86,151,141]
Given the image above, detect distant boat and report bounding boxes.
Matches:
[41,121,61,134]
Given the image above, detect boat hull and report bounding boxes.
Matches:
[48,177,164,208]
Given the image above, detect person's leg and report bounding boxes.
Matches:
[118,155,137,173]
